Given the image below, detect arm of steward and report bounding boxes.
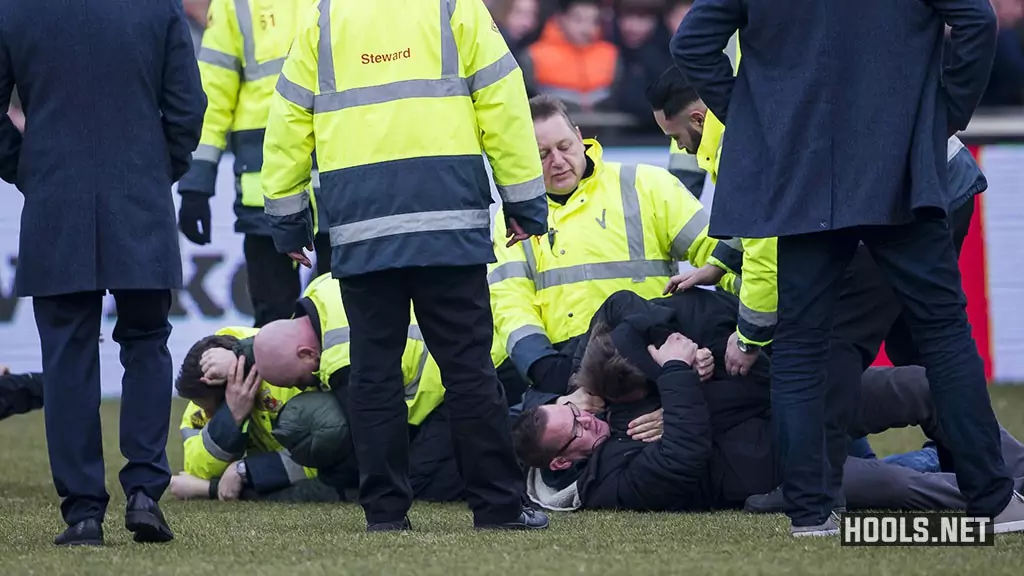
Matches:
[489,213,558,379]
[261,4,318,254]
[178,0,241,195]
[708,237,778,346]
[181,403,249,480]
[456,0,548,230]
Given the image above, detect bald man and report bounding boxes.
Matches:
[200,273,463,503]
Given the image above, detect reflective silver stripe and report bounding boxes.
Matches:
[404,351,430,401]
[193,144,224,163]
[467,52,518,93]
[496,175,545,204]
[488,261,532,284]
[244,58,285,82]
[329,209,489,246]
[439,0,458,77]
[279,451,309,483]
[233,0,286,82]
[670,209,710,260]
[199,47,241,72]
[323,326,350,349]
[947,136,965,162]
[317,0,336,93]
[522,240,538,280]
[536,260,675,290]
[618,165,645,261]
[181,428,201,440]
[668,151,700,171]
[201,427,237,462]
[506,324,547,356]
[314,77,469,113]
[276,74,315,111]
[408,325,423,341]
[265,189,310,217]
[734,276,742,292]
[311,170,321,190]
[739,302,777,327]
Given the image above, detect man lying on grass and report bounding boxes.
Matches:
[169,329,349,503]
[512,290,1024,517]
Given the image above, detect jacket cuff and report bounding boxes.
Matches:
[233,337,256,374]
[177,159,219,197]
[201,403,248,462]
[246,452,308,494]
[269,210,315,254]
[508,329,559,379]
[661,359,693,373]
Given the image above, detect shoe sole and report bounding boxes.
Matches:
[55,539,104,547]
[791,528,839,538]
[992,519,1024,534]
[125,511,174,543]
[475,523,549,531]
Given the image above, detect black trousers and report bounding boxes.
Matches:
[243,234,331,327]
[338,265,523,525]
[0,371,43,420]
[773,214,1012,525]
[33,290,173,525]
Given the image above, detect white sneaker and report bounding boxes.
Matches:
[791,512,840,538]
[992,491,1024,534]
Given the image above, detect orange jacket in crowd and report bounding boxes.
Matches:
[519,19,621,111]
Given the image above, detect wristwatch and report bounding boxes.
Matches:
[235,460,250,487]
[736,338,759,354]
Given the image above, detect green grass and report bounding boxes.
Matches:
[2,389,1024,575]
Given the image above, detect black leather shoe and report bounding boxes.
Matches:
[744,486,784,513]
[476,506,549,531]
[744,486,847,515]
[367,516,412,533]
[125,492,174,543]
[54,519,104,546]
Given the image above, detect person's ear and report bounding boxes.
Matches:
[297,345,319,361]
[690,109,704,129]
[549,457,572,471]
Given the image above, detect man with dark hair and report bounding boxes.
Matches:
[170,329,343,504]
[672,0,1022,536]
[513,289,1024,514]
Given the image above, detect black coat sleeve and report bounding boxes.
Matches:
[0,23,21,185]
[925,0,999,131]
[670,0,746,122]
[571,291,677,374]
[583,361,713,511]
[160,0,206,183]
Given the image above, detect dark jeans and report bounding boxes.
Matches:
[774,215,1011,525]
[338,265,523,525]
[243,233,331,327]
[33,290,174,525]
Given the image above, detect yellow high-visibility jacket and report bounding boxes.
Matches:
[261,0,546,278]
[690,41,778,347]
[180,326,317,493]
[301,274,445,426]
[489,139,738,376]
[178,0,324,236]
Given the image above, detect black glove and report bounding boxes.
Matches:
[178,192,212,245]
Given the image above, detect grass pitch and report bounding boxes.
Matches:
[2,389,1023,575]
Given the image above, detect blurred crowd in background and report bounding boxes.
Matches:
[7,0,1024,136]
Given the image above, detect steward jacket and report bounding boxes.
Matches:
[178,0,327,236]
[488,139,737,378]
[261,0,547,277]
[298,274,446,426]
[180,326,317,493]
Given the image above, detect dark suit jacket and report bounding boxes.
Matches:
[0,0,206,296]
[671,0,998,238]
